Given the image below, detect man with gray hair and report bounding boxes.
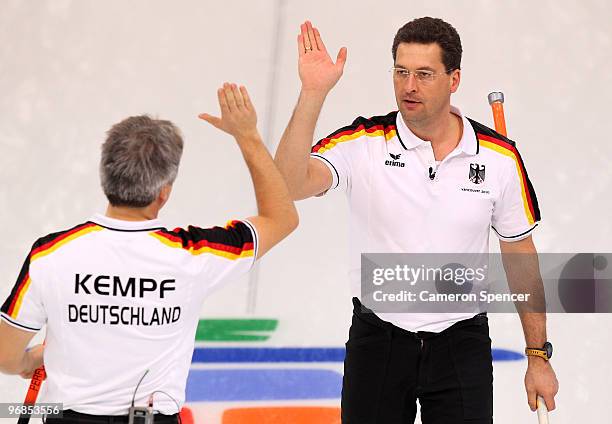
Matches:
[100,114,185,209]
[0,83,297,423]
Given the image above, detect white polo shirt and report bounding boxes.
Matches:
[311,107,540,332]
[1,214,258,415]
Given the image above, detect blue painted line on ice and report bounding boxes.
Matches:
[192,347,344,363]
[191,347,524,363]
[185,369,343,401]
[492,348,524,361]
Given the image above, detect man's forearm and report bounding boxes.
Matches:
[274,90,327,195]
[0,321,38,376]
[238,134,298,230]
[507,256,549,366]
[500,238,547,347]
[518,311,547,348]
[0,349,31,375]
[508,251,547,346]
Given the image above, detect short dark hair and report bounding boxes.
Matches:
[392,17,462,72]
[100,115,184,208]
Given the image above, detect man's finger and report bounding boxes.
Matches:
[305,21,317,51]
[297,34,305,57]
[542,394,556,411]
[313,28,327,53]
[300,22,310,51]
[198,113,222,129]
[527,388,537,411]
[217,88,229,114]
[224,83,238,111]
[231,83,244,108]
[240,86,253,110]
[336,47,348,69]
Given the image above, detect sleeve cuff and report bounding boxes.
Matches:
[241,219,259,268]
[1,313,42,333]
[311,154,339,193]
[492,223,539,242]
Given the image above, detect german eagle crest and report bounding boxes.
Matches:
[469,163,486,184]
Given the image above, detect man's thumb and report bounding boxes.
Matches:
[336,47,348,68]
[198,113,222,128]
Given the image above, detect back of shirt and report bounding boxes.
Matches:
[1,214,257,415]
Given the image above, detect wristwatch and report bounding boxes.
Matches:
[525,341,553,361]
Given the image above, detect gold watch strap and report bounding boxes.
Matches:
[525,348,549,361]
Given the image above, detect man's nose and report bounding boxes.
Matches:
[403,73,418,93]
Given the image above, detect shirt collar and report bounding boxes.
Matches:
[90,213,163,232]
[395,106,478,156]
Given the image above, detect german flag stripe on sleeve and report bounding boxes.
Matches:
[478,133,540,225]
[30,222,103,262]
[150,220,254,260]
[1,222,103,320]
[311,114,398,154]
[2,267,32,320]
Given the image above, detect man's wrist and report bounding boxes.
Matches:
[527,355,549,366]
[525,341,553,361]
[235,131,263,146]
[299,88,328,103]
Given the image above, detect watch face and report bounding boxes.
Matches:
[544,342,553,359]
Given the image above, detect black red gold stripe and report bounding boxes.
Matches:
[151,221,254,260]
[1,222,103,320]
[30,222,103,261]
[311,113,398,154]
[477,133,540,225]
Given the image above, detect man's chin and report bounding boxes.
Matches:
[399,109,425,125]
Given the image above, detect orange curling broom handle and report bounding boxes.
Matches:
[17,366,46,424]
[487,92,550,424]
[17,347,46,424]
[488,92,508,137]
[24,366,46,403]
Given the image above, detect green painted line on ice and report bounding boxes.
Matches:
[195,319,278,341]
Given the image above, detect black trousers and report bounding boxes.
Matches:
[45,409,179,424]
[342,298,493,424]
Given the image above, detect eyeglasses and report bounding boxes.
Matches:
[390,67,454,83]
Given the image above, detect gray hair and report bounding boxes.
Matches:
[100,115,184,207]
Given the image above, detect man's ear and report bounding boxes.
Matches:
[450,69,461,94]
[157,184,173,209]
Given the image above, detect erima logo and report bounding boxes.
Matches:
[385,153,405,167]
[469,163,486,184]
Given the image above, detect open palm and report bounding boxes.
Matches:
[298,21,347,94]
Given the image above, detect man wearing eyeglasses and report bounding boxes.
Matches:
[275,17,558,424]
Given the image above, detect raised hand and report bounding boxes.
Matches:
[199,83,259,141]
[298,21,347,94]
